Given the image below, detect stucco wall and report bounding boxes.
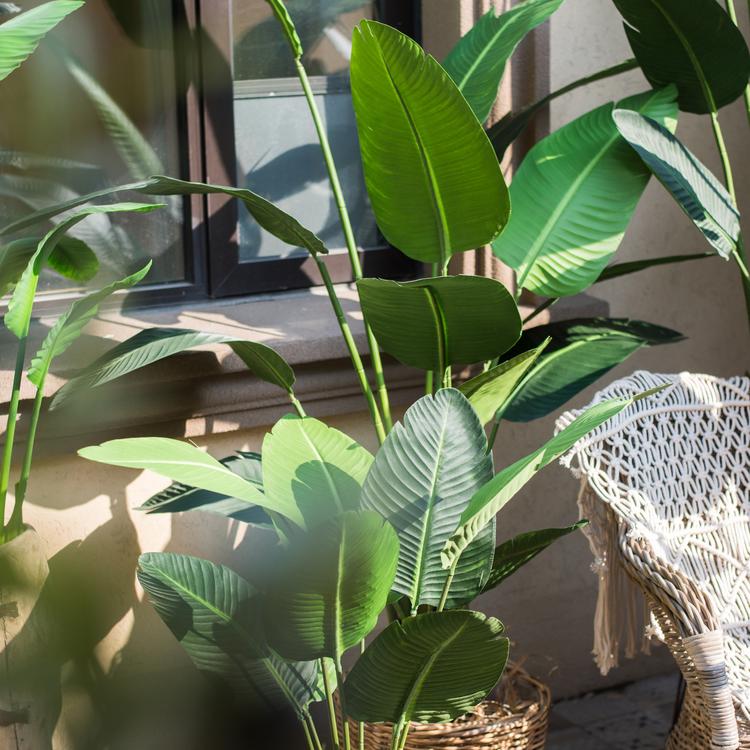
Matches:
[11,1,750,746]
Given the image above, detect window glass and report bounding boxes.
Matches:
[231,0,381,263]
[0,0,185,293]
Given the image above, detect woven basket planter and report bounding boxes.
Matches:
[336,663,550,750]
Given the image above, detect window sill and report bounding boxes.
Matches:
[0,285,607,455]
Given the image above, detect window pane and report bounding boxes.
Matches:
[0,0,185,293]
[231,1,381,263]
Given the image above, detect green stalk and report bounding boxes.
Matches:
[321,659,341,750]
[294,58,393,433]
[0,338,26,537]
[725,0,750,128]
[335,664,353,750]
[391,717,407,750]
[7,378,46,536]
[396,724,410,750]
[425,370,434,396]
[437,559,458,612]
[305,712,324,750]
[358,639,366,750]
[302,714,316,750]
[290,392,307,418]
[315,256,387,444]
[522,297,558,325]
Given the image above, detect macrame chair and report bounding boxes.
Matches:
[557,371,750,750]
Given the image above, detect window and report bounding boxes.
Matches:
[0,0,419,308]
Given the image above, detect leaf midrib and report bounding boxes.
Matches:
[453,11,512,91]
[297,422,346,514]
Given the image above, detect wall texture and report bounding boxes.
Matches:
[10,1,750,747]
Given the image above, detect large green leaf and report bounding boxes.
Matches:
[361,389,494,611]
[27,263,151,387]
[262,511,399,664]
[262,415,374,530]
[344,610,509,724]
[350,20,508,266]
[51,327,295,409]
[458,346,545,425]
[492,86,679,297]
[613,110,740,259]
[596,251,714,283]
[441,389,662,569]
[612,0,750,114]
[79,437,304,526]
[4,202,161,338]
[357,276,521,371]
[503,318,683,422]
[139,451,271,526]
[443,0,564,123]
[0,0,83,81]
[138,552,321,717]
[482,522,587,594]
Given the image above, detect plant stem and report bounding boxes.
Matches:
[0,337,27,537]
[315,257,387,444]
[294,58,393,434]
[321,659,341,750]
[305,713,324,750]
[725,0,750,128]
[437,559,458,612]
[396,724,410,750]
[522,297,558,325]
[358,640,366,750]
[335,664,352,750]
[487,420,501,454]
[290,392,307,418]
[425,370,434,395]
[391,717,407,750]
[302,713,317,750]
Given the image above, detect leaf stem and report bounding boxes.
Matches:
[335,664,352,750]
[396,724,410,750]
[294,58,393,434]
[315,257,387,444]
[724,0,750,128]
[0,336,27,539]
[437,559,458,612]
[358,639,366,750]
[304,712,323,750]
[522,297,558,325]
[290,392,307,418]
[391,717,407,750]
[321,659,341,750]
[302,713,317,750]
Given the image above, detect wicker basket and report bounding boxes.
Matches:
[336,663,550,750]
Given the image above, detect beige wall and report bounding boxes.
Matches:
[13,0,750,744]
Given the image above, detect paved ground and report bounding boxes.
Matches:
[547,672,681,749]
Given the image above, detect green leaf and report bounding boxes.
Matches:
[492,86,679,297]
[357,276,521,371]
[361,389,494,611]
[443,0,564,123]
[596,251,714,283]
[441,389,663,569]
[4,202,161,338]
[262,415,374,530]
[612,0,750,114]
[51,327,295,409]
[262,511,399,663]
[344,610,509,724]
[0,0,83,82]
[264,0,303,58]
[27,263,151,387]
[482,522,587,593]
[458,346,545,425]
[138,451,272,526]
[350,20,508,266]
[79,437,305,526]
[613,110,740,258]
[63,53,164,180]
[137,552,321,716]
[503,318,683,422]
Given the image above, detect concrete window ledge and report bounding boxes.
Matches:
[0,284,607,456]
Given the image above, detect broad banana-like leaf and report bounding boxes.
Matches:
[0,235,98,296]
[458,346,545,425]
[443,0,563,123]
[262,511,399,663]
[481,521,587,593]
[139,451,271,525]
[0,0,82,81]
[79,437,305,526]
[441,388,663,569]
[613,110,740,259]
[596,251,713,283]
[612,0,750,114]
[262,415,374,530]
[264,0,303,58]
[350,20,508,266]
[0,175,328,258]
[488,58,639,159]
[492,86,678,297]
[4,202,161,338]
[27,263,151,387]
[503,318,683,422]
[64,54,163,180]
[138,552,321,717]
[51,327,295,409]
[361,390,494,611]
[357,276,521,371]
[345,610,509,723]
